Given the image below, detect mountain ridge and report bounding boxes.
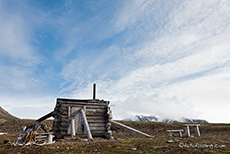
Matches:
[123,115,208,123]
[0,106,18,123]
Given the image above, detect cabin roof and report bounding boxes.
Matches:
[57,98,101,102]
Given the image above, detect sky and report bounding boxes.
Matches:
[0,0,229,123]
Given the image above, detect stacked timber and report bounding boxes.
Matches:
[53,98,112,139]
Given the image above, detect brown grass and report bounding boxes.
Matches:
[0,120,230,153]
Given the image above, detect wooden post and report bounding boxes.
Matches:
[168,132,172,137]
[80,108,93,141]
[71,119,76,137]
[184,125,190,137]
[93,83,96,99]
[35,122,39,131]
[179,131,182,137]
[195,125,200,137]
[68,106,71,135]
[47,133,53,143]
[36,111,54,123]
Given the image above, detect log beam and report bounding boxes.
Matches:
[80,108,93,141]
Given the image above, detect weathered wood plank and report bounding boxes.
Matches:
[61,105,107,110]
[111,120,154,138]
[89,127,106,131]
[91,130,106,134]
[86,108,106,112]
[88,123,106,127]
[87,119,107,123]
[86,106,107,109]
[61,121,106,126]
[86,112,106,116]
[60,123,106,128]
[80,109,93,141]
[72,107,82,135]
[53,127,66,131]
[86,116,106,120]
[61,102,107,107]
[57,98,106,103]
[92,135,105,137]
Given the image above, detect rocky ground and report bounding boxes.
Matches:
[0,107,230,153]
[0,119,230,154]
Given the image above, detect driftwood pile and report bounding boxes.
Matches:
[17,128,37,145]
[13,126,54,146]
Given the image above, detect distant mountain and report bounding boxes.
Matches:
[124,115,208,123]
[0,106,18,123]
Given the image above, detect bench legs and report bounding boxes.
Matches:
[185,125,190,137]
[167,131,183,137]
[179,131,182,137]
[47,133,54,143]
[185,125,200,137]
[195,125,200,137]
[168,132,172,137]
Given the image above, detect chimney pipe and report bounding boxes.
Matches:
[93,83,96,99]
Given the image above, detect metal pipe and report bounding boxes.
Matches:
[93,83,96,99]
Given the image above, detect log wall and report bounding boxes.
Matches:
[53,98,112,139]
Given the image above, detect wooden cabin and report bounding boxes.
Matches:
[36,84,113,140]
[52,98,112,139]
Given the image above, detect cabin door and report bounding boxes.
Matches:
[70,107,85,136]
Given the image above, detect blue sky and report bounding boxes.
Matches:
[0,0,229,123]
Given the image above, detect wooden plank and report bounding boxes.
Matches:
[61,103,107,108]
[86,116,106,120]
[59,106,107,112]
[88,123,106,127]
[72,107,82,135]
[53,127,62,131]
[166,130,184,132]
[59,131,68,135]
[89,127,106,131]
[60,111,68,115]
[86,106,106,109]
[111,120,154,138]
[86,108,106,112]
[57,98,105,102]
[54,119,60,122]
[59,119,68,123]
[60,117,68,121]
[86,112,106,116]
[71,119,76,137]
[62,102,106,106]
[92,134,105,137]
[80,109,93,141]
[67,106,71,134]
[58,127,68,131]
[61,122,106,127]
[91,130,106,134]
[87,119,107,123]
[36,111,54,123]
[86,113,106,116]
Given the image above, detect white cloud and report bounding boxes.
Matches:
[105,67,230,122]
[112,93,202,121]
[0,1,44,93]
[0,9,39,64]
[111,0,148,32]
[66,0,230,123]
